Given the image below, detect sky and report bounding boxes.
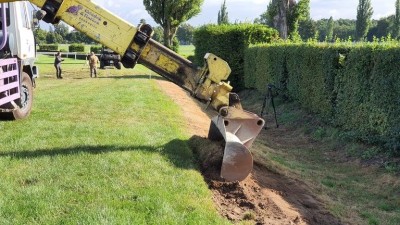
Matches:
[35,0,396,29]
[88,0,396,27]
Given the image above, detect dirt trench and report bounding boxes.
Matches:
[156,79,343,225]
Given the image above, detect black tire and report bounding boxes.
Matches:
[0,72,33,120]
[115,62,122,70]
[100,60,105,69]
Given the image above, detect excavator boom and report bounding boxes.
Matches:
[1,0,265,181]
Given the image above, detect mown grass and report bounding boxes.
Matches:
[9,46,400,224]
[35,54,153,78]
[0,55,229,224]
[178,45,195,58]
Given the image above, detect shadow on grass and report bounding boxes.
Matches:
[35,62,86,65]
[96,75,166,80]
[0,139,197,170]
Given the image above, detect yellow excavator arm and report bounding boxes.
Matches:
[24,0,231,109]
[1,0,265,181]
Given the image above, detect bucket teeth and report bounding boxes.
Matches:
[207,107,264,182]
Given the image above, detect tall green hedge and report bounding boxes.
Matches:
[68,44,85,52]
[285,44,349,120]
[244,45,287,91]
[194,24,279,91]
[336,45,400,149]
[90,45,102,54]
[244,42,400,154]
[245,43,349,119]
[38,44,59,52]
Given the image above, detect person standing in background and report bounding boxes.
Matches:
[54,51,64,79]
[88,52,99,78]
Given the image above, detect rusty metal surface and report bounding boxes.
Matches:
[220,132,253,182]
[209,107,265,182]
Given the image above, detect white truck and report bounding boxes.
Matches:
[0,1,38,120]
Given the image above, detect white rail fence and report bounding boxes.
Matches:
[37,51,96,60]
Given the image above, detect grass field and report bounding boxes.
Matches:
[0,55,229,224]
[177,45,195,58]
[2,47,399,224]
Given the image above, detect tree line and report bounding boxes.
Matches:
[254,0,400,42]
[33,21,195,49]
[35,0,400,51]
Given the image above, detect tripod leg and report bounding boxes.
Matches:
[270,95,279,128]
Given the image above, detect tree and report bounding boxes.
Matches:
[151,26,164,43]
[367,17,394,41]
[326,16,334,42]
[334,19,356,41]
[393,0,400,39]
[254,11,268,25]
[53,23,69,42]
[217,0,229,25]
[298,19,317,40]
[33,28,48,44]
[293,0,314,40]
[314,18,356,41]
[264,0,309,40]
[355,0,373,41]
[266,0,290,39]
[176,23,194,45]
[143,0,203,50]
[66,30,94,44]
[46,32,63,44]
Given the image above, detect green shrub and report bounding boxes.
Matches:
[245,43,349,120]
[285,44,350,120]
[336,44,400,154]
[245,44,288,96]
[244,42,400,155]
[90,45,102,54]
[69,44,85,52]
[38,44,59,52]
[194,24,279,91]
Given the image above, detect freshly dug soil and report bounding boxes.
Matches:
[156,79,343,225]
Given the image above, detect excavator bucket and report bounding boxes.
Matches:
[208,107,265,182]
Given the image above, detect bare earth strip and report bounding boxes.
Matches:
[156,79,342,225]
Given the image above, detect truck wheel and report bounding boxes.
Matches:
[115,62,122,70]
[13,72,33,119]
[0,72,33,120]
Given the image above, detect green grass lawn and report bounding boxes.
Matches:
[0,55,228,224]
[7,48,399,224]
[178,45,195,58]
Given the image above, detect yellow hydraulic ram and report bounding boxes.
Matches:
[3,0,265,181]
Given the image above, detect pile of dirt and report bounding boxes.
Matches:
[188,135,304,224]
[189,136,341,225]
[156,79,343,225]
